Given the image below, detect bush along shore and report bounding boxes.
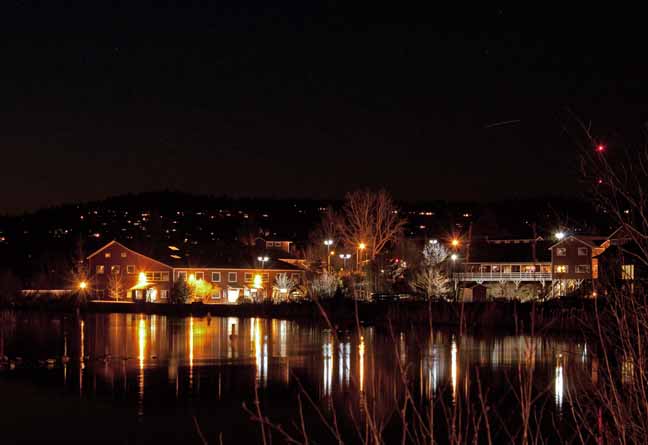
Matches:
[3,292,601,333]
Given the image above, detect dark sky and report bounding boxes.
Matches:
[2,5,648,213]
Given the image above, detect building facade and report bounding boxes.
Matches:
[86,240,306,303]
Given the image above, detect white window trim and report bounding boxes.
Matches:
[211,272,221,282]
[228,272,238,283]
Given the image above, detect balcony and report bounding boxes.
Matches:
[453,271,552,282]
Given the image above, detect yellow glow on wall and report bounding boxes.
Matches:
[253,274,263,289]
[138,272,147,286]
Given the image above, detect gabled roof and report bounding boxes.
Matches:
[87,240,173,269]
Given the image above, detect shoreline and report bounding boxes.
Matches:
[3,298,600,334]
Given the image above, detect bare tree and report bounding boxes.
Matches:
[337,189,407,260]
[309,271,338,299]
[107,272,124,301]
[410,242,451,299]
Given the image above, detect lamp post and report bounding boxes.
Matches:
[257,256,269,269]
[357,242,366,271]
[324,239,334,272]
[339,253,351,271]
[79,281,87,290]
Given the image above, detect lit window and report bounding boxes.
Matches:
[556,248,567,256]
[147,271,170,282]
[211,272,221,282]
[96,265,105,274]
[244,272,253,282]
[228,272,238,283]
[121,252,127,258]
[274,242,282,247]
[126,265,135,274]
[575,264,591,274]
[577,247,588,256]
[554,265,568,273]
[105,252,111,258]
[195,272,204,280]
[110,265,120,274]
[177,271,187,281]
[160,290,169,300]
[622,264,635,280]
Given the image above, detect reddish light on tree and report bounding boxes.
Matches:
[596,144,605,153]
[597,178,603,185]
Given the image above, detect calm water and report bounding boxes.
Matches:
[0,311,593,443]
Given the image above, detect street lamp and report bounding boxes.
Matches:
[79,281,88,290]
[357,242,366,270]
[339,253,351,270]
[257,256,269,269]
[450,254,458,261]
[451,238,460,248]
[555,231,565,240]
[324,239,334,271]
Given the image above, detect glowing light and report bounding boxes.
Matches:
[188,273,195,283]
[451,254,458,261]
[138,317,145,417]
[227,289,239,303]
[596,144,605,152]
[323,334,333,397]
[597,178,603,185]
[555,231,566,240]
[451,238,460,247]
[429,239,438,244]
[324,239,334,246]
[78,281,87,290]
[138,272,147,286]
[358,242,366,250]
[253,274,263,289]
[149,288,157,302]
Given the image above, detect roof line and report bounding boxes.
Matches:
[87,240,173,269]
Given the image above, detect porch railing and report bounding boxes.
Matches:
[453,272,552,281]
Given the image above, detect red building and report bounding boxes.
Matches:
[86,240,306,303]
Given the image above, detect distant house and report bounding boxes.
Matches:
[86,240,306,303]
[256,237,293,255]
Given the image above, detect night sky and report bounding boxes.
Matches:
[2,5,648,213]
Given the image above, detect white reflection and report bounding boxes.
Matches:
[189,316,194,390]
[279,320,287,358]
[358,336,365,393]
[323,333,333,397]
[555,354,564,412]
[79,319,85,394]
[344,342,350,387]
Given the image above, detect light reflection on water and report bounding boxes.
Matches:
[0,311,596,440]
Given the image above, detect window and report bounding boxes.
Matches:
[578,247,588,256]
[126,265,135,274]
[274,241,282,247]
[523,265,537,273]
[263,273,269,281]
[244,272,253,282]
[554,265,568,273]
[511,265,520,273]
[491,265,501,273]
[146,271,170,282]
[211,272,221,282]
[110,265,120,274]
[195,272,204,280]
[104,252,111,258]
[96,265,105,274]
[211,291,221,299]
[120,252,127,258]
[160,290,169,300]
[575,264,591,274]
[177,271,187,281]
[228,272,238,283]
[556,248,567,256]
[622,264,635,280]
